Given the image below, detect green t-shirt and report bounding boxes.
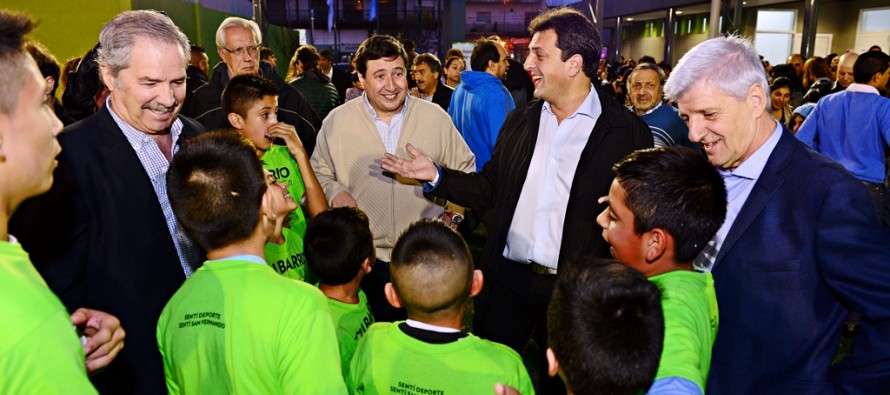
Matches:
[264,226,309,282]
[157,257,346,394]
[0,241,96,394]
[348,322,535,395]
[649,270,719,393]
[327,289,375,377]
[261,145,308,235]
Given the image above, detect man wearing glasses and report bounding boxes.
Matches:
[182,17,322,154]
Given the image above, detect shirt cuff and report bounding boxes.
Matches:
[422,164,442,193]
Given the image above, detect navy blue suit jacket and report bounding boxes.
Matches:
[707,129,890,394]
[10,107,206,394]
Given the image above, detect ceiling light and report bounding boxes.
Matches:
[675,11,683,15]
[626,17,634,21]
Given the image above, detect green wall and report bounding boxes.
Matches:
[2,0,131,65]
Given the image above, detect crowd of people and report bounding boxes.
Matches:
[2,4,890,395]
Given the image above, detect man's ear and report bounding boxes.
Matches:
[98,63,115,93]
[748,82,767,117]
[384,282,403,308]
[469,269,484,297]
[227,113,244,129]
[546,348,560,377]
[360,257,372,274]
[644,228,668,263]
[566,54,583,78]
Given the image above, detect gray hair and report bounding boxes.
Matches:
[215,17,261,48]
[629,63,666,87]
[98,10,190,77]
[664,35,770,111]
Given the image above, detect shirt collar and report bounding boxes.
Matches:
[405,319,461,333]
[542,83,602,120]
[720,119,782,180]
[846,83,880,95]
[362,93,410,121]
[627,100,664,116]
[207,254,266,266]
[106,96,183,149]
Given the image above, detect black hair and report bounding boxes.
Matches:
[548,257,664,395]
[24,40,61,97]
[167,131,267,251]
[390,220,473,316]
[769,76,793,92]
[528,7,602,80]
[304,207,374,285]
[221,73,278,118]
[414,53,442,74]
[613,147,727,263]
[0,10,34,115]
[296,45,320,72]
[853,50,890,84]
[470,39,500,72]
[354,35,408,77]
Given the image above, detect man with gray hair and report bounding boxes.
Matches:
[11,10,205,394]
[182,16,321,154]
[664,35,890,393]
[626,62,694,148]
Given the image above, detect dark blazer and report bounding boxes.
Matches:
[10,107,206,394]
[431,80,454,112]
[330,65,352,104]
[432,85,653,273]
[706,129,890,394]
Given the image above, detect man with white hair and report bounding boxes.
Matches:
[182,17,321,154]
[803,51,859,103]
[11,10,204,394]
[664,36,890,393]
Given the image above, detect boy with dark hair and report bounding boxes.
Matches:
[546,257,665,395]
[596,146,727,394]
[348,220,534,394]
[157,131,345,394]
[222,74,327,281]
[304,207,376,377]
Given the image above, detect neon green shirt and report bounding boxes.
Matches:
[348,322,535,395]
[264,226,309,282]
[262,145,308,235]
[0,241,96,394]
[327,289,375,377]
[157,257,346,394]
[649,270,719,393]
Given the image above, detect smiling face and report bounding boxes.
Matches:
[770,86,791,111]
[837,56,856,88]
[0,55,64,206]
[596,179,645,272]
[677,83,765,170]
[359,56,407,122]
[525,29,569,103]
[102,38,187,135]
[218,26,260,77]
[265,170,298,217]
[629,69,662,114]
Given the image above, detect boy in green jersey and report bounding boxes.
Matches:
[0,10,125,394]
[157,131,346,394]
[222,74,327,281]
[542,257,665,395]
[596,147,727,395]
[305,207,377,377]
[348,220,534,395]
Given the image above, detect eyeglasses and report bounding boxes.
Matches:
[222,44,261,57]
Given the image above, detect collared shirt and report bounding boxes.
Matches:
[846,82,880,95]
[107,97,200,277]
[627,99,663,117]
[503,84,602,269]
[694,120,782,271]
[363,94,410,154]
